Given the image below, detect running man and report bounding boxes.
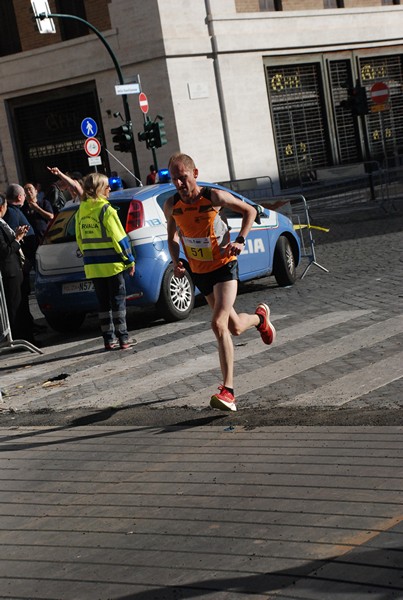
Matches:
[164,152,276,412]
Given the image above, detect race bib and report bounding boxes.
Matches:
[183,236,213,261]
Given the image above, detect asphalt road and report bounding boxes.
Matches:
[1,202,402,428]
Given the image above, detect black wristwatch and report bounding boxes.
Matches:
[235,235,246,245]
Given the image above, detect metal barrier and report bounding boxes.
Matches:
[217,178,328,278]
[0,272,43,355]
[220,162,392,219]
[218,176,275,203]
[260,194,329,279]
[300,161,386,217]
[381,155,403,213]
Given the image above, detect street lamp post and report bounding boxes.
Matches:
[32,9,141,182]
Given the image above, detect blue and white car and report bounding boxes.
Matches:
[35,182,301,332]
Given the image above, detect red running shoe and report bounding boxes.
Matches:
[119,338,137,350]
[210,385,237,412]
[255,303,276,345]
[104,340,118,351]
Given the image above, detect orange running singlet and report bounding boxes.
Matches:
[172,188,235,274]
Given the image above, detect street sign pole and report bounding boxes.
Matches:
[139,94,158,171]
[31,9,141,183]
[370,81,390,174]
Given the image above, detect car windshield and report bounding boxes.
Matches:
[42,208,77,245]
[42,200,130,245]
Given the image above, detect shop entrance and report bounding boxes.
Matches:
[7,81,106,190]
[265,52,403,189]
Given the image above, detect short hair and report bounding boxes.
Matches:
[82,172,109,201]
[168,153,196,172]
[5,183,24,201]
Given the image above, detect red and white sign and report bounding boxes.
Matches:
[139,92,149,114]
[370,82,389,105]
[84,137,101,157]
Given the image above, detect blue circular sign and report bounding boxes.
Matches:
[81,117,98,138]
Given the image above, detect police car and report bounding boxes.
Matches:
[35,182,301,332]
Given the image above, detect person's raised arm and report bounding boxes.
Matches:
[47,166,83,197]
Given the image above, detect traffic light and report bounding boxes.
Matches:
[147,122,158,149]
[153,121,167,148]
[340,85,369,116]
[353,85,369,116]
[138,128,148,145]
[138,120,155,149]
[111,123,133,152]
[137,119,167,149]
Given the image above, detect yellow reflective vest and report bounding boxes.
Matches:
[75,197,135,279]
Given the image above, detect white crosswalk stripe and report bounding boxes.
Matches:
[1,310,402,413]
[0,319,208,388]
[278,352,403,408]
[168,314,403,408]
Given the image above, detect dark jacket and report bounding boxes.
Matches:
[0,219,23,279]
[22,196,54,242]
[45,183,68,213]
[3,204,36,266]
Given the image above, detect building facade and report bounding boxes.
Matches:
[0,0,402,191]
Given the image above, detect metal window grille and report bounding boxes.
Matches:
[266,63,329,188]
[10,86,102,185]
[359,55,403,161]
[328,60,361,163]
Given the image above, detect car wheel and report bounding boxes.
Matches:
[45,313,86,333]
[273,236,297,287]
[157,264,195,322]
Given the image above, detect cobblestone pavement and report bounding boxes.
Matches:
[0,204,402,427]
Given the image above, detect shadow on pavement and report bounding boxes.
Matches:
[0,407,227,450]
[112,546,403,598]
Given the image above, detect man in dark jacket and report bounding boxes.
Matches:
[3,184,37,342]
[0,194,29,339]
[22,182,54,247]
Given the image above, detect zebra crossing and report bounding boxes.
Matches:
[1,307,402,414]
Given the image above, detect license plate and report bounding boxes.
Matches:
[62,281,95,294]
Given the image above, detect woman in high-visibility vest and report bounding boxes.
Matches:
[76,173,135,350]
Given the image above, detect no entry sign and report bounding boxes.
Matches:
[370,82,389,105]
[139,92,149,114]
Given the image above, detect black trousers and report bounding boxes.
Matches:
[12,270,35,343]
[2,271,22,338]
[92,272,128,344]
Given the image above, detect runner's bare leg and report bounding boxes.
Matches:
[206,280,259,389]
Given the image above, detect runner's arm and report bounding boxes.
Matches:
[164,196,186,277]
[164,197,178,263]
[211,189,256,249]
